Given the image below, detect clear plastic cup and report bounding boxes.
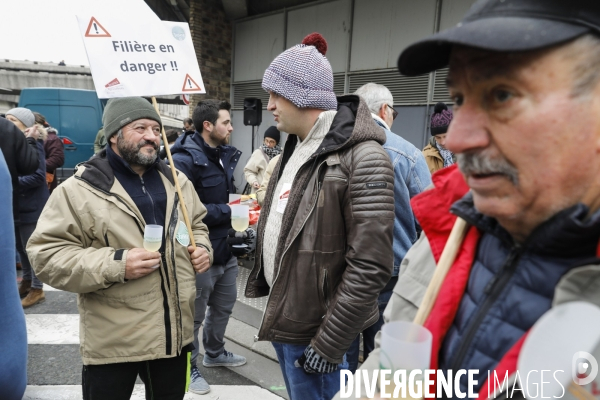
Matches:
[143,225,163,269]
[380,321,432,372]
[228,194,241,204]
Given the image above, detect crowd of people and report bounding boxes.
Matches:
[2,1,600,400]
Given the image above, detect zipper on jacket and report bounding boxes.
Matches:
[168,196,184,353]
[322,268,329,309]
[256,159,328,339]
[139,176,157,224]
[448,244,523,373]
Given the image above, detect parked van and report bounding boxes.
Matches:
[18,88,105,174]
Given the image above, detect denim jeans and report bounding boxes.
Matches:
[272,342,349,400]
[191,256,238,364]
[346,279,396,374]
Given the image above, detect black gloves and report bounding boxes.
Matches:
[294,345,339,374]
[226,228,256,257]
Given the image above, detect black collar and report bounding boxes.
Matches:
[451,192,600,256]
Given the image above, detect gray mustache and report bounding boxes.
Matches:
[457,152,519,185]
[138,140,159,151]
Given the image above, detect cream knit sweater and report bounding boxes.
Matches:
[262,110,336,286]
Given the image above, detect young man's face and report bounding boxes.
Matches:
[446,42,600,240]
[208,110,233,146]
[267,92,304,136]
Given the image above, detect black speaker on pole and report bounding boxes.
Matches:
[243,98,262,126]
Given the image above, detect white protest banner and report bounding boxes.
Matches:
[76,15,205,98]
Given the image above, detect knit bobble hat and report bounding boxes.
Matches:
[262,32,337,110]
[102,97,162,142]
[6,107,35,128]
[264,126,280,144]
[430,102,453,135]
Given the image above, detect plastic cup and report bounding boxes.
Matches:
[229,194,241,204]
[380,321,432,372]
[230,205,249,248]
[143,225,163,268]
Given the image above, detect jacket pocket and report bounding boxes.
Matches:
[282,250,326,324]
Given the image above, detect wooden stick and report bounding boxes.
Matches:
[413,217,469,326]
[151,97,196,249]
[567,383,596,400]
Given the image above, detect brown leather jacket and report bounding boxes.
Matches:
[245,95,394,363]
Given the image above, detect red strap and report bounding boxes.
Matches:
[424,226,480,370]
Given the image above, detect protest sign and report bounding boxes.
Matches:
[77,15,205,98]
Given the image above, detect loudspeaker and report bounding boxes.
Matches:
[243,98,262,126]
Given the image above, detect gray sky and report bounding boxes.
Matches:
[2,0,158,66]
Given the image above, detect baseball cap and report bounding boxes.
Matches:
[398,0,600,76]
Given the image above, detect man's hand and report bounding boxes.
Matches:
[252,181,260,189]
[188,245,210,274]
[125,248,161,280]
[226,228,256,258]
[24,126,40,140]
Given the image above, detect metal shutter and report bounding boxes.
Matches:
[432,68,451,103]
[348,70,430,105]
[232,81,270,109]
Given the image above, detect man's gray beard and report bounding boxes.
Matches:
[117,137,157,167]
[456,151,519,185]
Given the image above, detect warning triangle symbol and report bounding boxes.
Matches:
[182,74,202,92]
[85,17,111,37]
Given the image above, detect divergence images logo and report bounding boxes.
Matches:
[572,351,598,386]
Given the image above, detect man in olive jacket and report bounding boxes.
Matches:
[27,97,213,400]
[246,33,394,400]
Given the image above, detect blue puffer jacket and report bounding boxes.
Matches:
[439,193,600,397]
[18,140,49,225]
[170,132,241,265]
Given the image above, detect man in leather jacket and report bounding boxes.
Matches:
[246,32,395,400]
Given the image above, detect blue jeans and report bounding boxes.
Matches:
[272,342,349,400]
[191,256,238,364]
[346,283,395,374]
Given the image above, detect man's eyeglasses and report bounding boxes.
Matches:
[386,104,398,120]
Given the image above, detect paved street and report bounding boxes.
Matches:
[18,265,288,400]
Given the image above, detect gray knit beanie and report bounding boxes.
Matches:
[262,33,337,111]
[102,97,162,142]
[6,107,35,128]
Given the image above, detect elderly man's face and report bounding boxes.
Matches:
[446,43,600,241]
